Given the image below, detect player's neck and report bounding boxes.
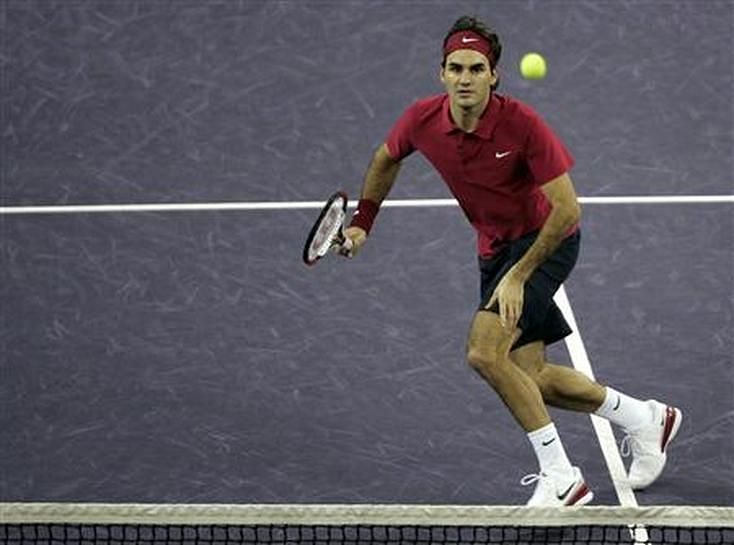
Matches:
[449,93,490,133]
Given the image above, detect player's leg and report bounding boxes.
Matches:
[466,312,549,430]
[474,231,592,505]
[511,340,682,490]
[466,311,592,506]
[510,341,605,412]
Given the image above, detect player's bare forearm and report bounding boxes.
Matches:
[512,206,578,281]
[342,144,401,256]
[512,173,581,282]
[360,144,401,204]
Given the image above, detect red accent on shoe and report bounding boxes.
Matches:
[566,483,590,505]
[660,407,677,453]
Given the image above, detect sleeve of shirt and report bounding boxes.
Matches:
[384,102,418,161]
[525,111,575,185]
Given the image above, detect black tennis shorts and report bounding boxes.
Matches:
[479,230,580,350]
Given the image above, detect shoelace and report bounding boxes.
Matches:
[620,433,634,458]
[621,429,658,458]
[520,472,545,486]
[621,405,666,459]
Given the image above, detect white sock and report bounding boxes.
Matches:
[594,387,654,431]
[527,422,574,482]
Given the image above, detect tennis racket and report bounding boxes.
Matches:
[302,191,353,266]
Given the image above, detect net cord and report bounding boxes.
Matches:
[1,504,732,528]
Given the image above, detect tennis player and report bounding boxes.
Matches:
[342,16,682,506]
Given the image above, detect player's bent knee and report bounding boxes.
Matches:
[466,344,503,379]
[466,347,487,372]
[466,311,521,380]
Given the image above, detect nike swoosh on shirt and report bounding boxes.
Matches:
[461,37,479,43]
[495,151,512,158]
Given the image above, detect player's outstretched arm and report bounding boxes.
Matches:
[342,144,401,257]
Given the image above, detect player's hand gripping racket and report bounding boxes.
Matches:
[302,191,353,265]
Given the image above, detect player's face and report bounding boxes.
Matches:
[440,50,497,112]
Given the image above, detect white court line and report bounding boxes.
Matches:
[555,286,649,543]
[0,194,733,214]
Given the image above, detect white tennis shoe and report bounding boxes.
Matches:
[621,400,682,490]
[522,466,594,506]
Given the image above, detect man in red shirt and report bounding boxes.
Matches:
[343,16,681,505]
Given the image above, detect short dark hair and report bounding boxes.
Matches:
[442,15,502,89]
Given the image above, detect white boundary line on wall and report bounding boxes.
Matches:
[0,194,733,215]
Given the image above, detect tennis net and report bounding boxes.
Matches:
[2,503,733,545]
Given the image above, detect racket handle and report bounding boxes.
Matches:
[331,230,353,257]
[340,236,354,252]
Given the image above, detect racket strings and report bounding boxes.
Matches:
[309,205,345,260]
[303,191,349,265]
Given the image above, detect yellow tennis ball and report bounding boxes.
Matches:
[520,52,547,80]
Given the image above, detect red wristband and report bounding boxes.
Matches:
[349,198,380,235]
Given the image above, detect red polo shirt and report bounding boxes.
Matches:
[385,93,575,257]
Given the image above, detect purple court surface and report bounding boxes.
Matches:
[1,1,732,509]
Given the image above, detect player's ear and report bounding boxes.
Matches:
[489,66,498,87]
[439,63,446,84]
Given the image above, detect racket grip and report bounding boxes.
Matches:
[340,236,354,252]
[331,230,354,257]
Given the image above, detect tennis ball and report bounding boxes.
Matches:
[520,52,547,80]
